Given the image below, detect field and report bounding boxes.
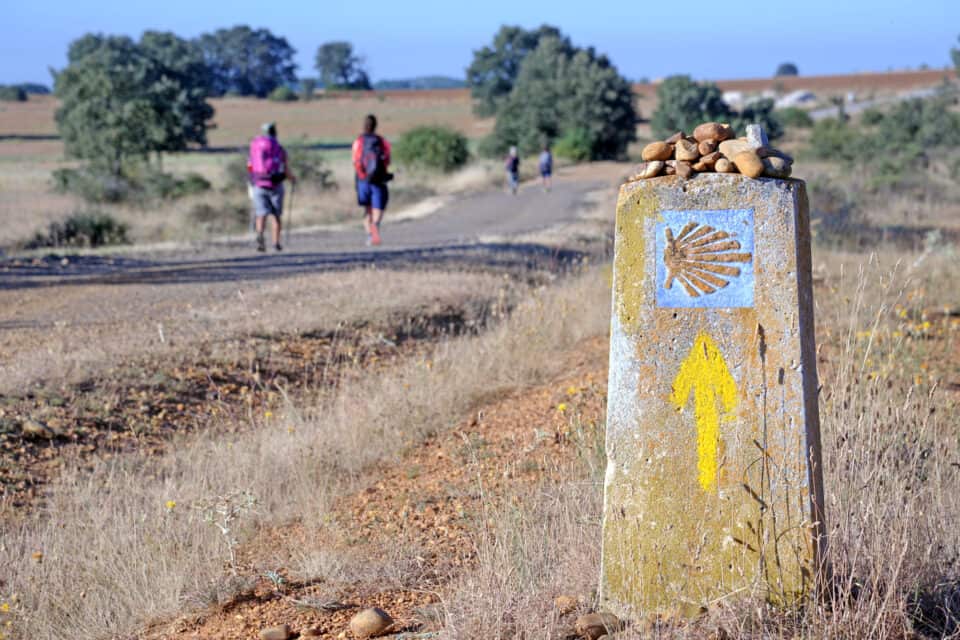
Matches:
[1,69,959,639]
[0,90,494,249]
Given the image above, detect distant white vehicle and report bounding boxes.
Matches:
[775,90,817,109]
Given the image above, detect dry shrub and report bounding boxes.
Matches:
[441,250,960,639]
[0,266,609,640]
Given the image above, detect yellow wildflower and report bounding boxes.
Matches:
[0,602,8,612]
[557,403,567,413]
[264,411,273,419]
[566,386,578,396]
[165,500,176,510]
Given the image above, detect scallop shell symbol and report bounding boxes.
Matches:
[664,222,752,297]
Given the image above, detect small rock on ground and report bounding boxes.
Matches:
[350,607,394,638]
[259,624,293,640]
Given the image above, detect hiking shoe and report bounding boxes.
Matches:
[370,225,381,246]
[274,244,282,252]
[256,233,266,252]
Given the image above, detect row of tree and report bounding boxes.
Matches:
[51,28,381,173]
[462,25,812,160]
[466,25,637,160]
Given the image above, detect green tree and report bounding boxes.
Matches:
[393,126,470,172]
[0,85,27,101]
[54,34,213,174]
[775,62,799,76]
[650,75,730,139]
[196,25,297,97]
[466,24,571,117]
[314,41,370,89]
[138,31,214,149]
[488,36,636,159]
[651,75,782,141]
[732,98,783,141]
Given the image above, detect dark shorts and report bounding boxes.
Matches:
[356,180,389,210]
[252,184,284,217]
[540,167,552,178]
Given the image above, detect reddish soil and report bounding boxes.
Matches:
[0,309,470,512]
[144,337,609,640]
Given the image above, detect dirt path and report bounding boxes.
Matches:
[0,163,621,510]
[0,165,618,291]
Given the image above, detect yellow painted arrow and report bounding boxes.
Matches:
[670,331,738,492]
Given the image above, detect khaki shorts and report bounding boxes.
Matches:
[252,184,284,217]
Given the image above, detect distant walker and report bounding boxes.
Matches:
[352,114,393,246]
[247,122,296,252]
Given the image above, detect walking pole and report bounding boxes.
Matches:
[286,181,295,248]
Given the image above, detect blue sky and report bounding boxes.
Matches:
[2,0,957,85]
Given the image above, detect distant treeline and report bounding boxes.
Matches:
[0,82,51,101]
[373,76,466,90]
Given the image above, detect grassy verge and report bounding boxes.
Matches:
[0,265,609,640]
[441,250,960,639]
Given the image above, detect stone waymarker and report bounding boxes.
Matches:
[601,173,826,618]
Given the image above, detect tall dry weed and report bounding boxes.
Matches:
[0,266,609,640]
[442,251,960,639]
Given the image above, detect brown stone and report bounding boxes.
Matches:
[639,161,665,179]
[555,594,579,615]
[762,156,793,178]
[575,613,622,640]
[692,161,709,172]
[259,624,292,640]
[757,147,795,163]
[665,131,685,144]
[675,139,700,162]
[664,165,676,175]
[349,608,393,638]
[675,161,695,179]
[641,141,673,161]
[732,150,764,178]
[700,151,722,166]
[301,628,323,638]
[698,139,718,155]
[693,122,733,143]
[718,138,752,159]
[714,157,737,173]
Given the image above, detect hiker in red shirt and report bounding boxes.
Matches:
[247,122,296,252]
[352,114,393,246]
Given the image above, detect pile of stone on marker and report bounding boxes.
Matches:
[628,122,793,181]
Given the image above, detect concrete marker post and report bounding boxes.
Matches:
[601,173,826,618]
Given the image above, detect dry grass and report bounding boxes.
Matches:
[0,148,506,248]
[0,269,512,396]
[0,265,610,640]
[440,248,960,639]
[0,90,496,249]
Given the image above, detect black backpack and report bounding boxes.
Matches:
[357,133,391,184]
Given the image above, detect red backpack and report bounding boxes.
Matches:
[355,133,389,184]
[249,136,286,186]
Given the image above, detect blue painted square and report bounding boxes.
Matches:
[655,209,755,308]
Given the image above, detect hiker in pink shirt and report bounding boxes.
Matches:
[247,122,296,252]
